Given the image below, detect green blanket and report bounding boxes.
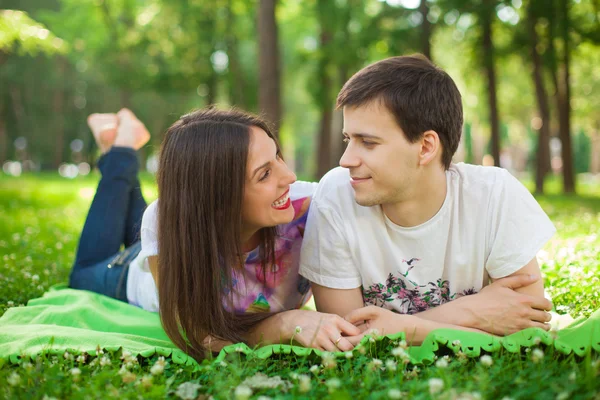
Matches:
[1,287,599,366]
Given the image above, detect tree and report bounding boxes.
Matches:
[527,0,552,194]
[479,0,501,167]
[257,0,281,137]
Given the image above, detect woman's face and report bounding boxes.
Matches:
[241,126,297,235]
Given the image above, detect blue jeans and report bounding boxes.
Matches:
[68,147,147,302]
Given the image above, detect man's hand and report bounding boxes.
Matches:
[456,274,553,335]
[343,306,405,344]
[278,310,361,352]
[343,306,483,346]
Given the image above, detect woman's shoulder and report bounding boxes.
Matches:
[141,199,159,232]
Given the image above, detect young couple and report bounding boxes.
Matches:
[68,55,555,360]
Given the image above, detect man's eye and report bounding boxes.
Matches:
[362,141,375,147]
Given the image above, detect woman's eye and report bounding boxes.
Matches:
[259,169,271,181]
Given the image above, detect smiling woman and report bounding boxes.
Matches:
[67,107,362,361]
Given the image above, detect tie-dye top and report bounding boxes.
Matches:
[224,197,312,313]
[127,181,317,313]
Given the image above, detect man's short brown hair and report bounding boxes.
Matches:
[336,55,463,169]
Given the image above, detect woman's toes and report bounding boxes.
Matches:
[87,113,118,153]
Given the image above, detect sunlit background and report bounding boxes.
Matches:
[1,0,599,193]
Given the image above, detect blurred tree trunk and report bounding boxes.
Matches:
[481,0,501,167]
[0,94,6,164]
[557,0,575,193]
[527,2,551,194]
[52,57,67,169]
[257,0,281,137]
[316,1,333,179]
[225,2,247,109]
[419,0,432,60]
[547,0,575,193]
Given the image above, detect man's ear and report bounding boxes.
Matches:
[419,130,441,166]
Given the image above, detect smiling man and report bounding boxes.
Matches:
[299,55,556,344]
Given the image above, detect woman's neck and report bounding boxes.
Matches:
[242,230,260,253]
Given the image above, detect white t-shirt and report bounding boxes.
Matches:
[299,163,556,314]
[126,181,318,312]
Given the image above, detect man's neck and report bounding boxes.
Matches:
[382,167,448,228]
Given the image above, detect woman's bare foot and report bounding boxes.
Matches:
[114,108,151,150]
[87,113,118,153]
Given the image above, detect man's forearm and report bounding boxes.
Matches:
[414,297,476,328]
[391,314,483,345]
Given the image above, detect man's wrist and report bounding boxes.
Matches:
[452,295,480,329]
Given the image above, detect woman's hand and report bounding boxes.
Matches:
[279,310,362,352]
[343,306,405,345]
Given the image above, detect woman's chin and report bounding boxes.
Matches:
[270,205,295,225]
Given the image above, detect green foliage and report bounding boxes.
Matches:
[0,10,67,56]
[574,129,591,174]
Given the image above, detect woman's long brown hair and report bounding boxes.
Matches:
[156,108,279,360]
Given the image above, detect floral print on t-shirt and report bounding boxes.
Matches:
[225,197,312,314]
[362,258,477,314]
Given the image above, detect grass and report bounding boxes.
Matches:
[0,172,599,399]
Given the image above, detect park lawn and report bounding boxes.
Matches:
[0,172,599,399]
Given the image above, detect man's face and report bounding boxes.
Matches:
[340,101,422,207]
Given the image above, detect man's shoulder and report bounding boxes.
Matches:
[450,162,512,191]
[313,167,353,204]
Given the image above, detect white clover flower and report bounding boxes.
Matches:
[532,336,541,345]
[21,362,33,370]
[385,359,398,372]
[309,365,320,375]
[391,347,407,358]
[256,397,272,400]
[99,356,111,367]
[235,346,244,353]
[357,345,367,355]
[531,349,544,363]
[70,367,81,382]
[556,392,570,400]
[121,371,136,384]
[234,385,252,400]
[289,372,299,380]
[345,351,353,359]
[63,351,73,360]
[76,355,86,363]
[369,337,376,343]
[7,372,21,386]
[294,326,302,334]
[7,301,14,307]
[31,274,39,282]
[480,355,493,367]
[175,382,202,400]
[41,395,58,400]
[321,352,336,369]
[298,374,311,393]
[388,388,403,399]
[326,378,341,393]
[150,363,165,376]
[452,339,461,347]
[435,358,449,368]
[241,373,291,390]
[369,358,383,371]
[428,378,444,394]
[140,375,153,388]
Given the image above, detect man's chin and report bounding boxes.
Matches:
[354,196,379,207]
